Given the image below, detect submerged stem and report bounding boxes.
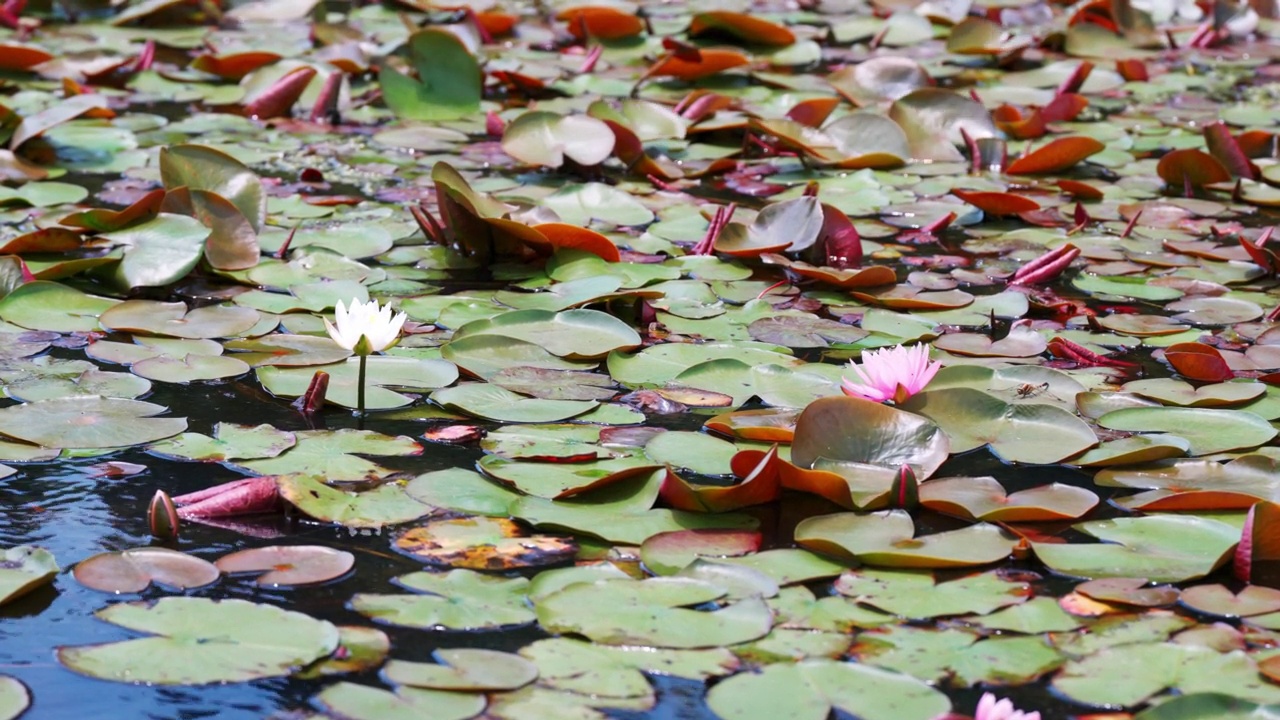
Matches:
[357,353,367,418]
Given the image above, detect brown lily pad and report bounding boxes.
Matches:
[394,517,577,570]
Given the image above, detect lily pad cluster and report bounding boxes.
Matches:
[7,0,1280,718]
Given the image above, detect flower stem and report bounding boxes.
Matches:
[357,353,367,418]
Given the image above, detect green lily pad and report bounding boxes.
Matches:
[834,568,1027,619]
[0,676,29,720]
[380,28,482,122]
[795,510,1017,568]
[432,383,598,423]
[706,660,950,720]
[789,396,949,507]
[159,143,265,232]
[58,597,340,685]
[0,281,120,333]
[536,577,773,649]
[351,569,535,630]
[1032,514,1241,582]
[259,356,458,410]
[1052,643,1280,707]
[1097,407,1278,456]
[451,309,641,361]
[312,682,485,720]
[240,429,421,481]
[149,422,296,462]
[276,473,433,528]
[224,334,352,367]
[0,546,58,607]
[98,300,260,339]
[98,214,212,290]
[1122,379,1266,408]
[1134,694,1280,719]
[384,648,537,691]
[902,388,1097,464]
[0,397,185,449]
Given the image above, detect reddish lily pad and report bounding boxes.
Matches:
[73,548,220,593]
[215,545,354,587]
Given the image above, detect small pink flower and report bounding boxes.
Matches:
[973,693,1040,720]
[840,343,941,405]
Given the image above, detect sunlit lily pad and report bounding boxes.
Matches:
[834,568,1027,619]
[0,676,29,720]
[795,510,1017,568]
[1097,407,1277,456]
[451,309,641,360]
[706,659,949,720]
[312,681,485,720]
[0,281,120,333]
[1032,515,1241,582]
[58,597,340,685]
[240,429,421,481]
[901,388,1097,464]
[0,546,58,607]
[920,476,1098,522]
[351,569,535,630]
[276,473,433,528]
[385,648,537,691]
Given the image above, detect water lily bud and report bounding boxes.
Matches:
[148,489,179,541]
[889,464,918,510]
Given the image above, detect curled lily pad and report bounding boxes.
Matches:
[502,112,615,169]
[789,396,948,507]
[0,397,185,449]
[0,546,58,606]
[1096,455,1280,511]
[796,510,1017,568]
[57,597,340,685]
[73,548,220,593]
[215,545,354,587]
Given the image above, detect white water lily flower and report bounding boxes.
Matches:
[324,298,407,355]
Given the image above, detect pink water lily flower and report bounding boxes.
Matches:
[974,693,1040,720]
[841,343,941,404]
